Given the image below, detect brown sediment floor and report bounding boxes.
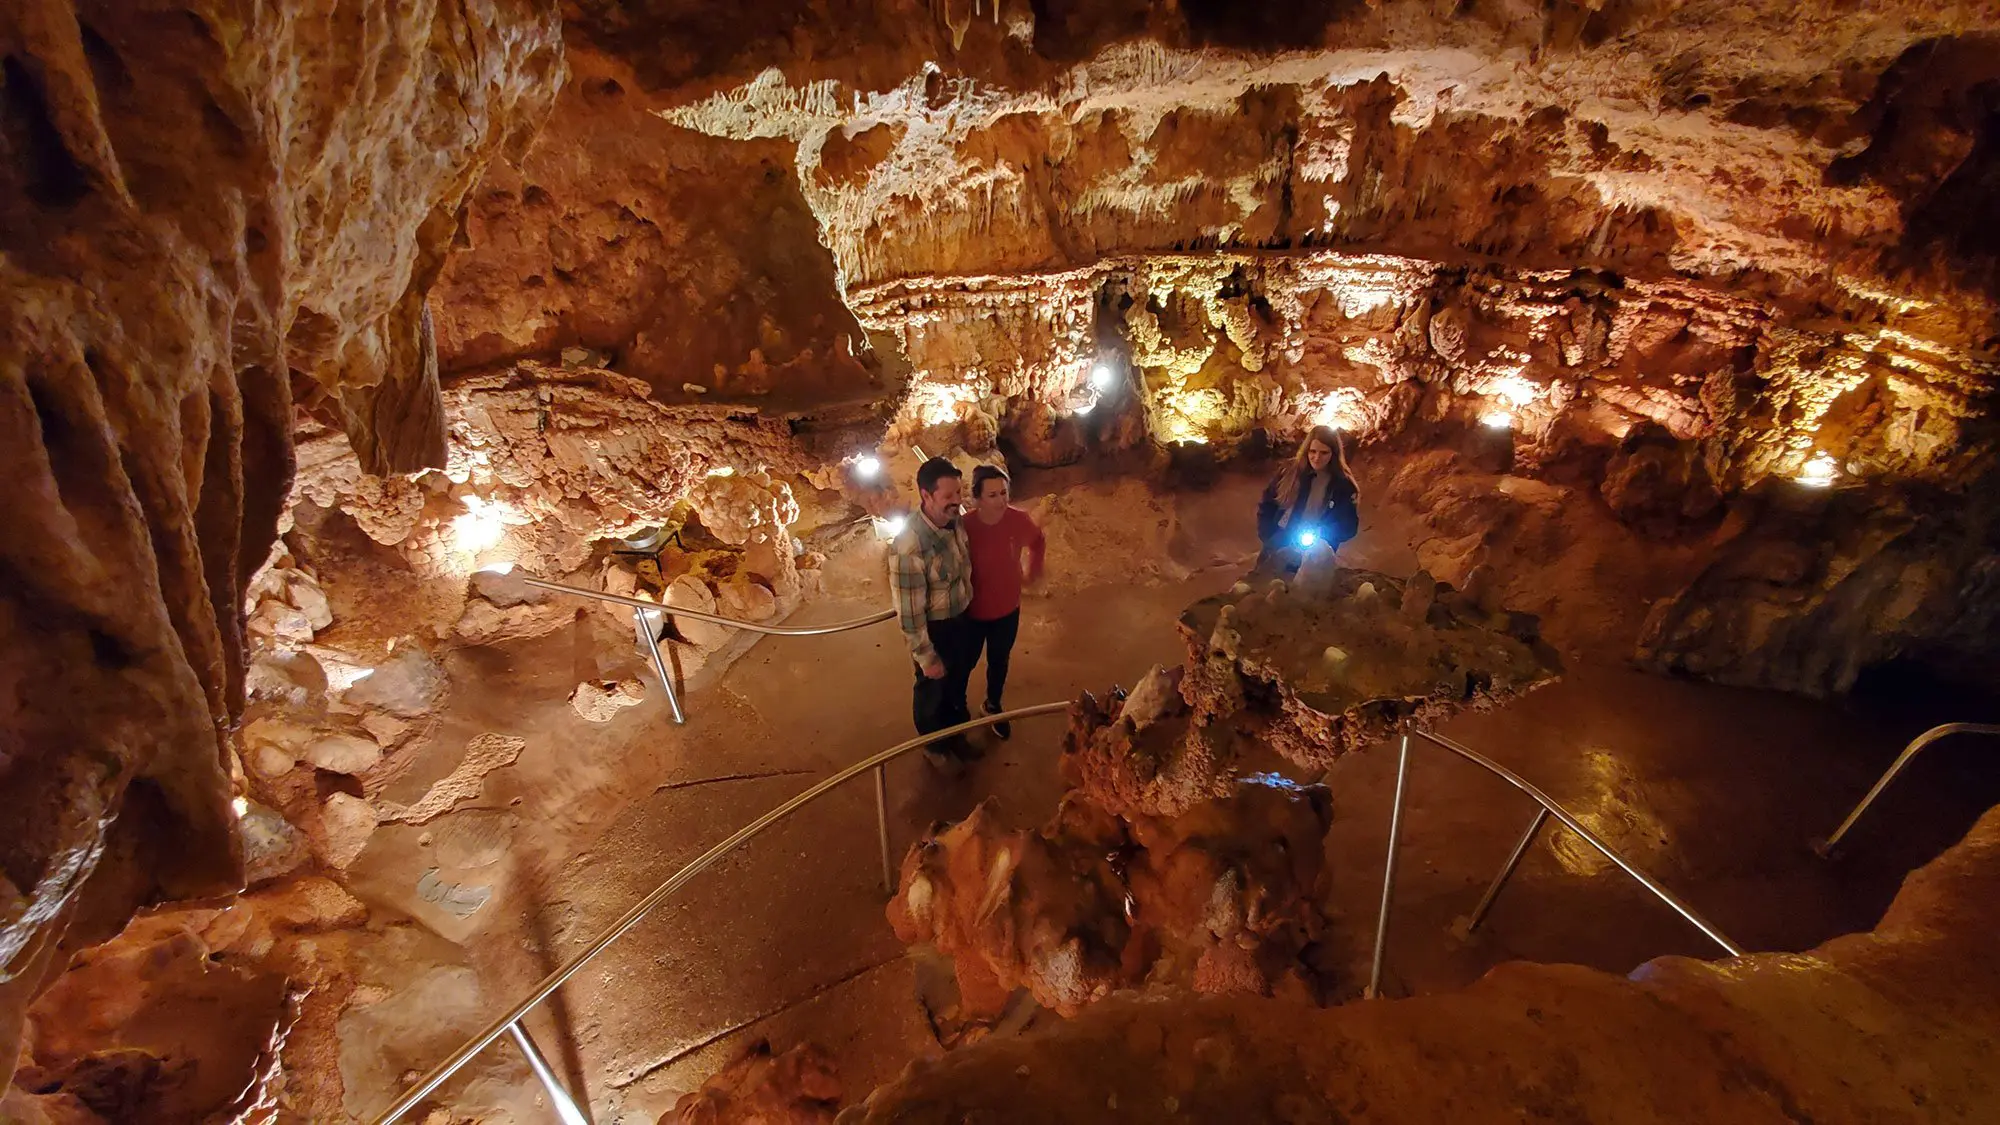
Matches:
[341,466,2000,1123]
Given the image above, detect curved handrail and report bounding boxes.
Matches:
[1413,730,1743,958]
[513,573,896,636]
[373,700,1071,1125]
[1817,722,2000,857]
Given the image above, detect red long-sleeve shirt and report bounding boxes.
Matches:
[963,506,1045,621]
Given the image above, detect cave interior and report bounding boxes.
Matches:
[4,0,2000,1122]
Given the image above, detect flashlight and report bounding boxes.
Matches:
[1296,529,1319,548]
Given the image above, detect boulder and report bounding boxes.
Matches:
[718,576,779,622]
[244,651,329,709]
[666,575,732,648]
[250,745,298,780]
[302,734,383,776]
[345,647,446,717]
[359,714,415,750]
[318,795,378,870]
[238,802,311,885]
[570,678,647,723]
[288,575,335,631]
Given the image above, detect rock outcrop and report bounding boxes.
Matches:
[844,799,2000,1125]
[8,877,372,1124]
[663,1041,842,1125]
[1638,471,2000,695]
[889,776,1335,1023]
[1061,563,1562,819]
[294,362,859,578]
[0,0,561,1083]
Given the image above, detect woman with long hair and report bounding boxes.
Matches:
[1256,424,1360,569]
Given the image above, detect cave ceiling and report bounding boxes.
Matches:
[554,0,2000,317]
[420,0,2000,496]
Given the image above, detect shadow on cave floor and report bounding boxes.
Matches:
[336,465,2000,1123]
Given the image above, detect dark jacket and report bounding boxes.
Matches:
[1258,466,1359,546]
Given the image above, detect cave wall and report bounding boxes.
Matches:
[632,2,2000,695]
[430,44,895,410]
[0,0,561,1086]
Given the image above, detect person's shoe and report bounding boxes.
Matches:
[984,702,1011,740]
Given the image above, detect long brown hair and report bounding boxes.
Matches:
[1275,425,1355,510]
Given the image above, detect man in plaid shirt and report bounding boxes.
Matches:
[889,457,977,763]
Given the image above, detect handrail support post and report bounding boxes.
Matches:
[1365,732,1412,1000]
[1463,806,1548,936]
[633,607,685,725]
[506,1021,593,1125]
[874,764,895,895]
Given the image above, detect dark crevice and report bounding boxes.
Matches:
[2,55,92,207]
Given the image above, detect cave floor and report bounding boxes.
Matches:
[338,466,2000,1125]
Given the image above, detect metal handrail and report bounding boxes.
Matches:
[1366,728,1742,998]
[1816,722,2000,857]
[484,570,896,725]
[511,573,897,636]
[373,701,1071,1125]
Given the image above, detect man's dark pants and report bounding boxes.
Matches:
[913,613,978,755]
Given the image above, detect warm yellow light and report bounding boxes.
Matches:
[1309,388,1365,432]
[1480,410,1514,430]
[1493,375,1539,408]
[1797,453,1839,488]
[451,496,507,555]
[905,378,983,427]
[706,466,736,478]
[232,796,250,818]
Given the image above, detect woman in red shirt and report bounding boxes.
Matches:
[963,465,1046,738]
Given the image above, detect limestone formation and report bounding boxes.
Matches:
[889,774,1334,1023]
[0,0,560,1077]
[10,877,370,1124]
[9,0,2000,1117]
[1057,565,1561,820]
[1638,474,2000,696]
[569,678,647,723]
[845,800,2000,1125]
[293,363,859,580]
[664,1041,842,1125]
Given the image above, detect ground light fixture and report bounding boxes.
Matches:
[231,796,249,818]
[881,515,907,536]
[477,561,517,575]
[1479,410,1514,430]
[855,454,882,479]
[1090,363,1116,392]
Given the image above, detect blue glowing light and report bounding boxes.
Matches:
[1296,529,1319,548]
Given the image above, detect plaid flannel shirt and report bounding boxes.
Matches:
[887,511,972,667]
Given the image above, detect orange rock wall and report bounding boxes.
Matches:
[0,0,561,1085]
